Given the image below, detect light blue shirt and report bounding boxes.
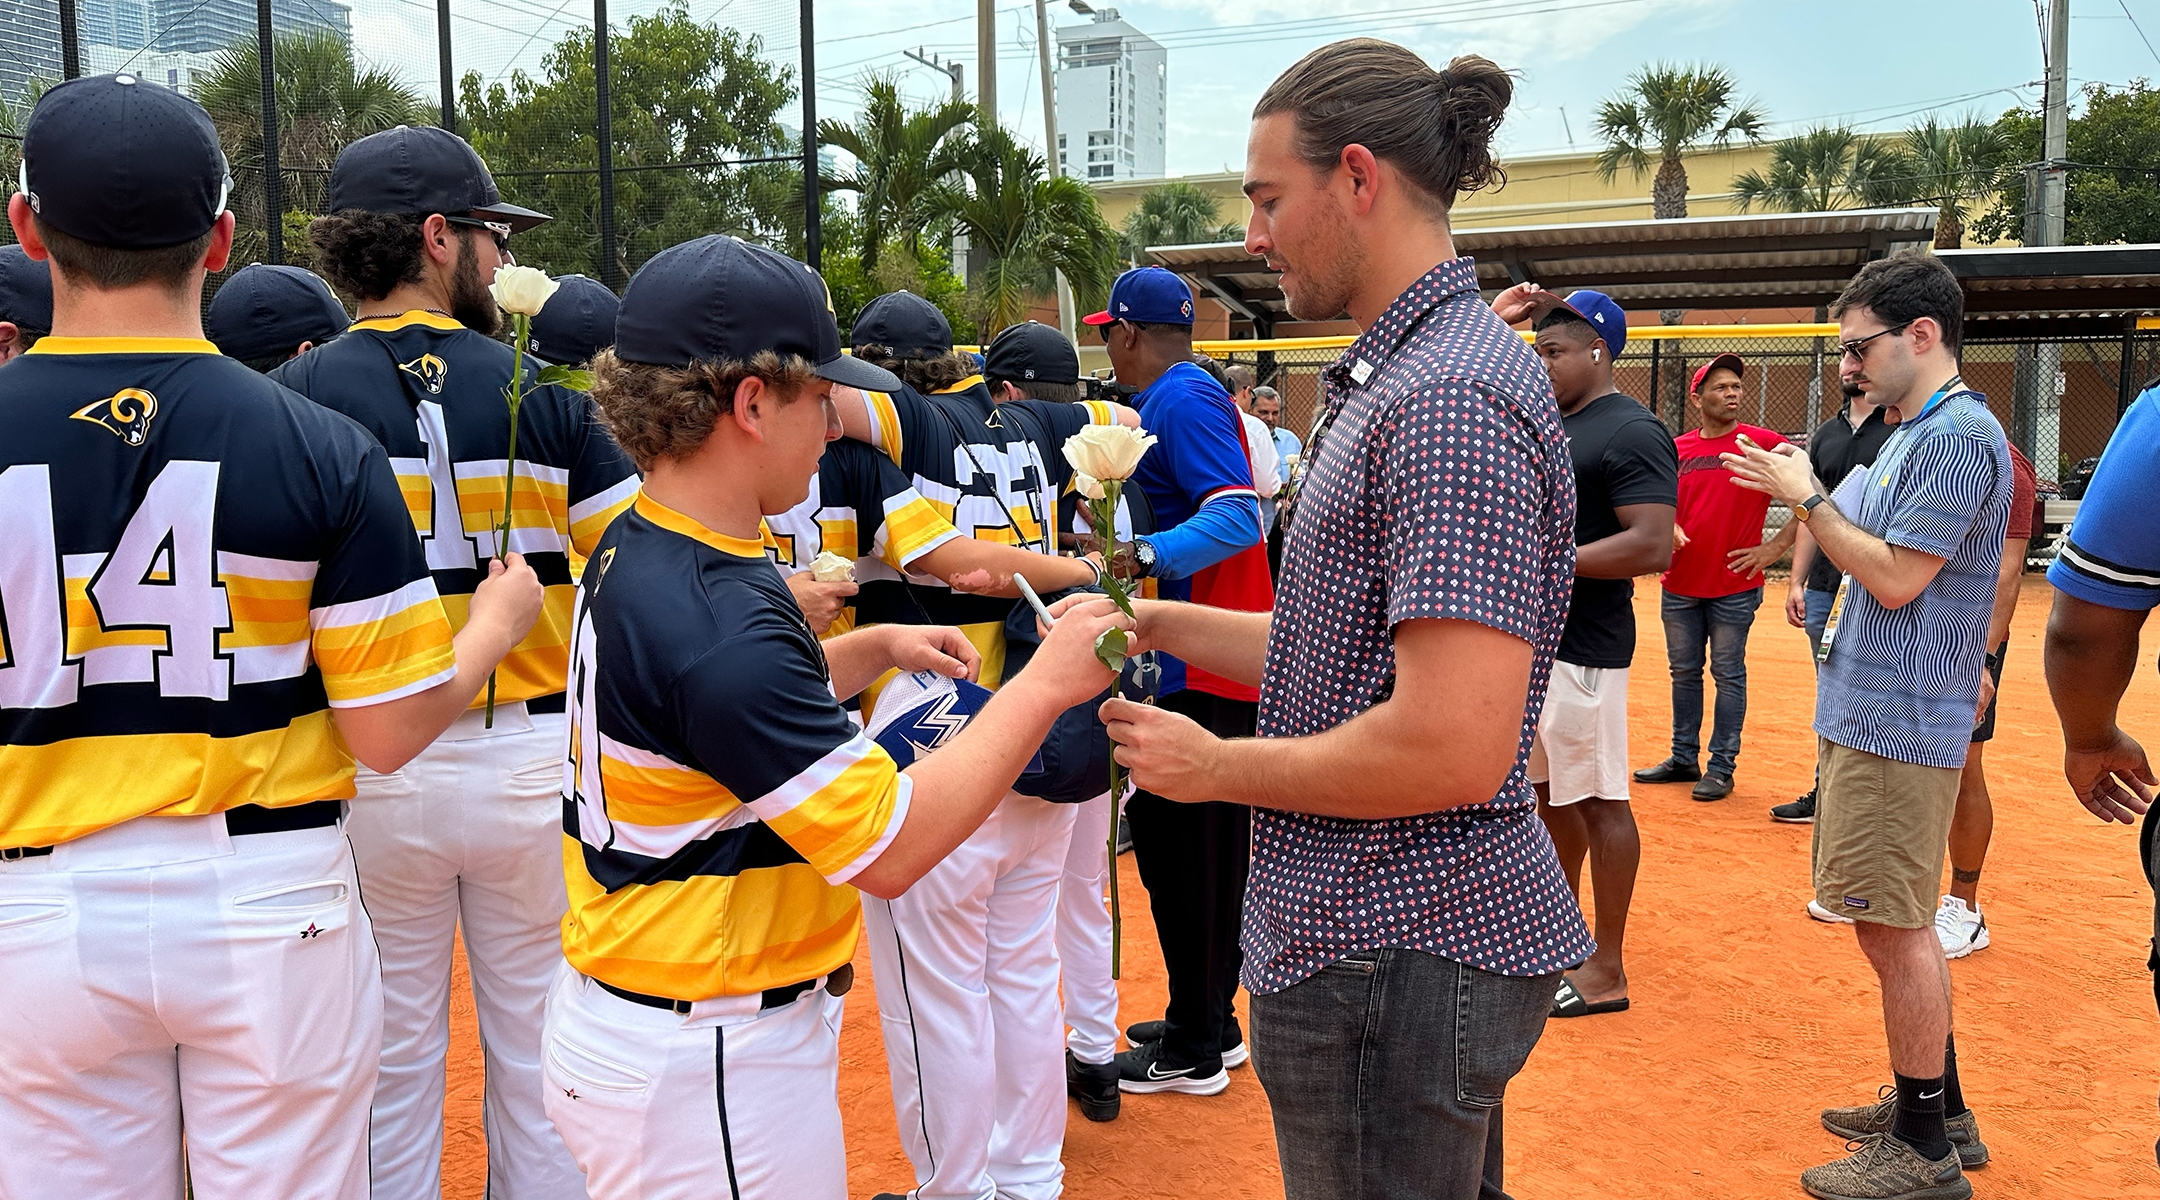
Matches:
[1270,425,1302,486]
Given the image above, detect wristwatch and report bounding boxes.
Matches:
[1793,493,1828,523]
[1132,537,1158,579]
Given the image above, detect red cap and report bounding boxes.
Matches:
[1690,353,1745,394]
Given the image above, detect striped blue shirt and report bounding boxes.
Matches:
[1815,390,2011,769]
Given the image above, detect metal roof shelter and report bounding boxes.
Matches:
[1148,208,2160,341]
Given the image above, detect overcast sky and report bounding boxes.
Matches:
[354,0,2159,175]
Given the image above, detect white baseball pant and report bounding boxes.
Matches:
[862,791,1075,1200]
[346,703,584,1200]
[1057,792,1119,1065]
[0,814,379,1200]
[540,964,849,1200]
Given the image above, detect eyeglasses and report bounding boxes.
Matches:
[1096,318,1125,343]
[446,215,513,258]
[1836,320,1913,363]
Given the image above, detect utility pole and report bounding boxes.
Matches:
[2033,0,2071,474]
[977,0,997,129]
[800,0,819,270]
[904,48,970,283]
[594,0,620,288]
[1035,0,1075,342]
[257,0,281,263]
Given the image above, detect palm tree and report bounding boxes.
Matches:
[924,126,1119,334]
[1119,181,1243,265]
[1594,63,1768,219]
[818,76,974,274]
[1732,125,1906,213]
[1876,116,2016,249]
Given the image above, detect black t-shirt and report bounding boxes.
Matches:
[1558,392,1680,668]
[1803,404,1897,592]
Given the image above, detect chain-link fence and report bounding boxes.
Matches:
[0,0,815,306]
[1204,327,2159,488]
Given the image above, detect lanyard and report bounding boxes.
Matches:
[1911,374,1966,421]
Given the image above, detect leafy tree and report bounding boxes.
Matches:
[1731,125,1903,214]
[1594,62,1767,218]
[1118,181,1243,264]
[1978,80,2160,246]
[819,203,975,342]
[459,4,798,283]
[818,77,973,275]
[1870,117,2015,248]
[924,127,1119,337]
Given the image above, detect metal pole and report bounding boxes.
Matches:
[593,0,619,287]
[800,0,820,270]
[257,0,282,264]
[2035,0,2070,476]
[58,0,79,79]
[2121,317,2139,418]
[1036,0,1074,342]
[976,0,996,128]
[436,0,455,134]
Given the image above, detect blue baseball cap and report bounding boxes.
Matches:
[613,235,899,391]
[328,125,548,233]
[1083,266,1196,327]
[19,73,231,250]
[852,290,952,359]
[1537,288,1628,356]
[206,264,348,365]
[0,245,54,331]
[527,274,618,366]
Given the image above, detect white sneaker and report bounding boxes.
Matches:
[1807,899,1856,925]
[1935,895,1990,958]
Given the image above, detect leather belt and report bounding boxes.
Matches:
[0,799,343,862]
[597,962,855,1015]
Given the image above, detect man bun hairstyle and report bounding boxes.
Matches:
[587,347,818,473]
[1831,252,1965,357]
[1253,38,1513,213]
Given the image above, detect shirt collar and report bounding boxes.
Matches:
[634,492,769,558]
[28,336,220,356]
[1325,257,1482,390]
[351,310,464,333]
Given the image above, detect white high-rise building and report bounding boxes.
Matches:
[1054,8,1165,182]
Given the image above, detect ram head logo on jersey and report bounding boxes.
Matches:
[399,353,449,394]
[71,388,158,446]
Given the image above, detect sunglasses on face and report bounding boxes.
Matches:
[1837,320,1913,364]
[446,215,513,259]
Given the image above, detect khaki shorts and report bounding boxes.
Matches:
[1813,738,1961,928]
[1526,662,1631,806]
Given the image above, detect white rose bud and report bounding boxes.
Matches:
[1062,424,1157,482]
[489,265,560,318]
[808,551,856,583]
[1073,472,1106,501]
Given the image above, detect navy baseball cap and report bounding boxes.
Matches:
[19,73,230,250]
[528,274,618,366]
[0,245,54,331]
[852,291,952,359]
[614,235,899,391]
[205,264,348,363]
[1530,288,1628,356]
[1083,266,1195,326]
[984,320,1080,385]
[327,125,548,233]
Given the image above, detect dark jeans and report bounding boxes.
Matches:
[1251,949,1559,1200]
[1661,587,1762,778]
[1126,687,1255,1067]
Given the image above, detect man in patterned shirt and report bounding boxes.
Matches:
[1064,39,1591,1197]
[1726,253,2008,1200]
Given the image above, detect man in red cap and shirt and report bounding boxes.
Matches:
[1635,353,1791,800]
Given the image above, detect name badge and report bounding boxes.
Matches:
[1349,359,1374,385]
[1816,573,1854,664]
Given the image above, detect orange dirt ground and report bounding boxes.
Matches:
[439,576,2160,1198]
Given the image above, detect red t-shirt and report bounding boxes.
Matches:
[2006,443,2038,541]
[1666,424,1788,598]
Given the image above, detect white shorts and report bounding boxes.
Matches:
[1526,662,1631,806]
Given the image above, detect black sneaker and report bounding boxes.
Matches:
[1116,1039,1228,1095]
[1115,816,1133,855]
[1633,757,1702,784]
[1124,1018,1248,1068]
[1691,774,1734,801]
[1066,1050,1120,1122]
[1773,790,1818,823]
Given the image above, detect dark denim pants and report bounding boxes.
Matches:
[1660,587,1763,777]
[1250,949,1559,1200]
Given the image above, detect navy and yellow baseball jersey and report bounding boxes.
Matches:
[765,438,959,638]
[856,376,1118,679]
[272,312,640,708]
[561,492,909,999]
[0,337,457,849]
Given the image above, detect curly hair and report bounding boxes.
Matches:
[588,348,820,473]
[308,210,431,302]
[855,344,977,395]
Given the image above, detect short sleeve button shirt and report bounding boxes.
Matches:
[1250,259,1594,992]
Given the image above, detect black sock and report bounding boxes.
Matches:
[1943,1034,1968,1117]
[1892,1071,1953,1161]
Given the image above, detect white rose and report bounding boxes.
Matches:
[1063,424,1157,482]
[1072,472,1106,501]
[490,265,560,318]
[808,551,856,582]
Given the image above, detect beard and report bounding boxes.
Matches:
[448,234,502,338]
[1278,197,1364,324]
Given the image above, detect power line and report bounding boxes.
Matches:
[2121,0,2160,68]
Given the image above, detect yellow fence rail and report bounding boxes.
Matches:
[1194,324,1842,356]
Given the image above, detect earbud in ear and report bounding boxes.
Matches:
[1591,348,1601,362]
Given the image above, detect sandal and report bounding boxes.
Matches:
[1550,977,1630,1018]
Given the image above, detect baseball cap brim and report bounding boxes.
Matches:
[817,351,902,392]
[467,199,551,233]
[1691,352,1745,392]
[1080,309,1114,325]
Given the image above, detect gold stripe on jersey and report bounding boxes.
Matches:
[27,337,220,356]
[636,492,768,557]
[1080,399,1119,427]
[881,493,957,569]
[932,374,988,395]
[569,475,640,556]
[0,709,354,850]
[862,389,905,465]
[351,310,463,333]
[310,578,459,706]
[744,733,909,876]
[436,584,578,706]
